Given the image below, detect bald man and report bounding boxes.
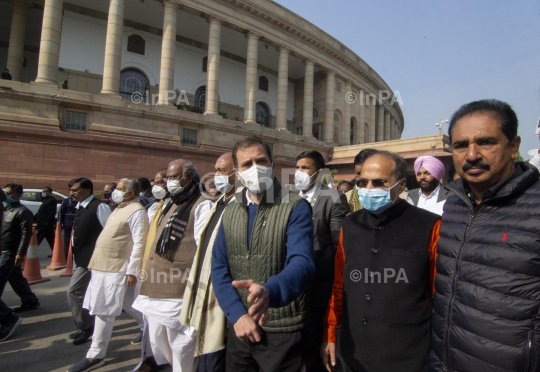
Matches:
[132,159,213,372]
[180,152,235,372]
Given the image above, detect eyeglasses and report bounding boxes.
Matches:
[357,179,390,188]
[5,191,15,196]
[69,189,82,194]
[166,175,183,181]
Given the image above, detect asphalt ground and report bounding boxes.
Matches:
[0,240,172,372]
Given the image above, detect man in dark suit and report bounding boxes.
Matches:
[294,150,349,372]
[35,187,57,252]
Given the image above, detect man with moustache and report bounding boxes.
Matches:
[430,100,540,372]
[180,152,236,372]
[406,156,453,215]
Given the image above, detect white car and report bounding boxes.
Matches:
[19,189,68,221]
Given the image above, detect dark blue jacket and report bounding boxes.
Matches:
[430,163,540,372]
[59,197,77,229]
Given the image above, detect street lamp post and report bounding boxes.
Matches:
[436,119,449,135]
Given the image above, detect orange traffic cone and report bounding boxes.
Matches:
[46,223,67,270]
[60,231,74,277]
[23,228,50,285]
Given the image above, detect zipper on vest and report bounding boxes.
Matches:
[444,210,477,370]
[527,330,535,372]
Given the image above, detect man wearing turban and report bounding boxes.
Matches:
[407,156,453,214]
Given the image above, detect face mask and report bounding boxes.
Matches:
[5,195,16,204]
[103,192,112,199]
[152,185,167,200]
[167,177,185,196]
[111,189,126,204]
[295,170,320,191]
[238,165,273,194]
[41,193,47,199]
[214,173,234,194]
[357,180,402,215]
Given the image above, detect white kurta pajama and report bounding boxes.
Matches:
[132,199,212,371]
[83,206,148,360]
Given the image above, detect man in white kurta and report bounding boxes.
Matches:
[132,160,213,372]
[68,179,149,372]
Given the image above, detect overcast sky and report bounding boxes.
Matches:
[275,0,540,158]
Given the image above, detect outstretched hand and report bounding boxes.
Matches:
[232,279,270,326]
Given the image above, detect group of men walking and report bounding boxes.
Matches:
[1,98,539,372]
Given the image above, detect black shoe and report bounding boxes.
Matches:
[67,357,105,372]
[0,317,23,342]
[69,330,83,339]
[72,328,93,345]
[131,331,143,345]
[13,300,40,313]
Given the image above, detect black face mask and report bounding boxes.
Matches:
[103,192,112,199]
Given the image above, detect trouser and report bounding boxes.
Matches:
[225,323,303,372]
[0,251,37,325]
[62,227,71,260]
[302,306,328,372]
[146,316,197,371]
[132,315,157,371]
[86,284,144,359]
[67,267,94,331]
[37,226,55,251]
[199,348,226,372]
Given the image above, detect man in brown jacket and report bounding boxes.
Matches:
[68,179,149,372]
[132,159,213,372]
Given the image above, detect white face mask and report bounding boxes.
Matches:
[295,170,320,191]
[238,165,273,194]
[111,189,126,204]
[152,185,167,200]
[167,178,185,196]
[41,192,47,199]
[214,173,234,194]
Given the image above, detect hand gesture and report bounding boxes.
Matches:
[232,279,270,326]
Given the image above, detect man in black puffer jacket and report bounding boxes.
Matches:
[430,99,540,372]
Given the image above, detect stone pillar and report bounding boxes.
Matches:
[302,59,315,138]
[369,97,376,143]
[204,17,222,115]
[205,16,222,115]
[384,110,391,141]
[244,32,259,123]
[6,0,27,82]
[35,0,63,85]
[157,1,178,105]
[342,80,352,146]
[276,46,289,130]
[357,89,365,144]
[101,0,124,95]
[377,105,384,142]
[324,70,335,143]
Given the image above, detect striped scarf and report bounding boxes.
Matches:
[348,186,364,213]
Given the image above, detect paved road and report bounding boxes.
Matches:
[0,241,172,372]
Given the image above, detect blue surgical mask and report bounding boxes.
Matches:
[358,180,402,215]
[5,195,16,204]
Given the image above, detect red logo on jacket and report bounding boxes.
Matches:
[502,233,508,242]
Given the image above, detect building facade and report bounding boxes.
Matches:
[0,0,404,193]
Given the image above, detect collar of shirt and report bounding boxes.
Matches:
[76,194,94,209]
[245,189,257,206]
[299,181,321,203]
[418,184,441,200]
